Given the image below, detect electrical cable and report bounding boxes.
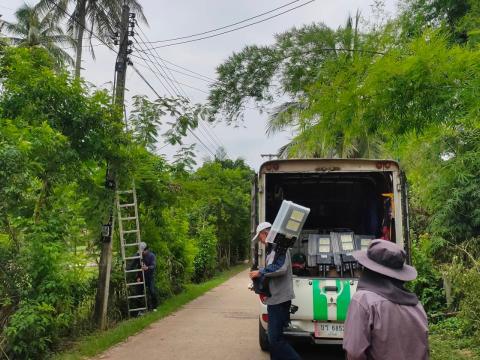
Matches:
[134,38,179,97]
[131,65,216,157]
[44,0,209,156]
[133,48,214,83]
[134,23,228,156]
[134,39,182,95]
[148,0,316,50]
[132,60,211,94]
[132,47,175,96]
[139,25,228,156]
[149,56,216,82]
[134,36,224,155]
[140,0,303,44]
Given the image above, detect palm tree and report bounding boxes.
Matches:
[0,4,75,67]
[266,12,387,160]
[38,0,147,78]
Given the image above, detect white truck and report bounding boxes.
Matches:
[251,159,411,350]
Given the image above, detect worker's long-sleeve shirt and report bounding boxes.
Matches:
[343,290,429,360]
[259,248,294,305]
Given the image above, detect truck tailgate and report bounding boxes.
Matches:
[292,277,358,321]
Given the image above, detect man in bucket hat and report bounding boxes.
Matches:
[343,240,429,360]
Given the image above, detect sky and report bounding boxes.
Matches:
[1,0,399,171]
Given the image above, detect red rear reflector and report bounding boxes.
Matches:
[262,313,269,322]
[259,294,268,304]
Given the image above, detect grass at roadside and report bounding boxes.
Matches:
[52,264,248,360]
[430,318,480,360]
[430,333,480,360]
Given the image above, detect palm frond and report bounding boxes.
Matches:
[266,101,305,136]
[126,0,148,26]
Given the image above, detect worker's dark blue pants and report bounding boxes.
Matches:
[145,277,158,310]
[267,301,301,360]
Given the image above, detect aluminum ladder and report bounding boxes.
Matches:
[116,187,148,314]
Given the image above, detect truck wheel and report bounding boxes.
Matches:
[259,319,269,351]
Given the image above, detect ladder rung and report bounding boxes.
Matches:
[123,243,140,247]
[124,242,141,247]
[119,203,135,208]
[122,229,139,234]
[129,307,147,312]
[121,217,137,221]
[125,268,142,273]
[128,294,147,299]
[127,282,144,286]
[117,190,134,194]
[124,256,141,260]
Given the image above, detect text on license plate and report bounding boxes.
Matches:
[314,322,344,338]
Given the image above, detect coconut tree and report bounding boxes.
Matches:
[1,3,75,67]
[38,0,147,78]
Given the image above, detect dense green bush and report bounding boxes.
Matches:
[457,267,480,336]
[192,223,218,283]
[5,301,66,359]
[409,236,446,314]
[0,45,253,358]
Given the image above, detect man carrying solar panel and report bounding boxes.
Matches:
[249,222,301,360]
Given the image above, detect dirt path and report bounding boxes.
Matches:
[96,269,344,360]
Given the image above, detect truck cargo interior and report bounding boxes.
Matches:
[264,172,396,277]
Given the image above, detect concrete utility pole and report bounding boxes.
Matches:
[94,3,132,330]
[114,4,132,108]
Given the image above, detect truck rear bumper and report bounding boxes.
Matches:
[284,329,343,345]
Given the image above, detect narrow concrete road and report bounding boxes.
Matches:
[96,269,344,360]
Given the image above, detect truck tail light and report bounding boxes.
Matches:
[259,294,268,304]
[261,313,269,322]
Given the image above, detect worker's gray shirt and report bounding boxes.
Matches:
[260,248,295,306]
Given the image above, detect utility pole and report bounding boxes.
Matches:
[114,4,133,108]
[261,153,278,161]
[94,3,134,330]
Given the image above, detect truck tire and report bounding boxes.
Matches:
[259,319,269,351]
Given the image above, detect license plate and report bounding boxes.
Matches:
[314,322,344,338]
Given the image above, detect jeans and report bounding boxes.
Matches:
[145,277,158,310]
[267,301,301,360]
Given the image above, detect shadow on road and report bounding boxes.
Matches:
[292,342,345,360]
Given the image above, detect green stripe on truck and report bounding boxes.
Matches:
[336,279,351,321]
[312,279,328,321]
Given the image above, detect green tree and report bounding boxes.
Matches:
[209,15,390,158]
[0,3,75,68]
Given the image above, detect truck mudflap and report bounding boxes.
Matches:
[291,277,358,322]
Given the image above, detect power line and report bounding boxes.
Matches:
[132,60,210,94]
[141,0,303,44]
[133,48,213,83]
[132,44,175,97]
[131,64,216,157]
[150,56,216,82]
[145,0,315,50]
[134,39,178,95]
[133,39,182,95]
[134,23,228,156]
[132,26,223,157]
[45,0,215,158]
[0,3,14,10]
[134,32,224,156]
